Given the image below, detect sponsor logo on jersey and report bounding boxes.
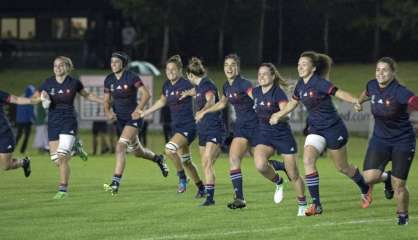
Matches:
[58,89,64,94]
[183,132,188,136]
[337,136,344,141]
[116,85,122,90]
[7,145,12,149]
[211,138,217,142]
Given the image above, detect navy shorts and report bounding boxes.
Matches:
[309,121,348,150]
[254,129,298,154]
[233,122,257,147]
[363,136,415,180]
[92,121,108,135]
[115,118,144,137]
[172,122,196,145]
[48,119,78,141]
[0,129,15,153]
[198,130,225,147]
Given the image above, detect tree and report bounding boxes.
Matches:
[257,0,267,63]
[277,0,283,64]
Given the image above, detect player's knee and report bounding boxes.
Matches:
[165,141,179,155]
[254,159,268,173]
[56,134,75,161]
[116,138,129,153]
[180,153,192,165]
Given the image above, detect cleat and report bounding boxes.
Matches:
[273,183,284,204]
[73,138,88,161]
[398,215,409,225]
[200,199,215,206]
[53,191,68,200]
[155,155,169,177]
[384,171,394,200]
[305,203,323,216]
[177,178,187,193]
[361,185,373,208]
[195,188,206,199]
[227,198,246,209]
[22,157,31,178]
[297,205,308,216]
[103,182,119,195]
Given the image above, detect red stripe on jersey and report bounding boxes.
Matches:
[408,96,418,111]
[134,78,144,88]
[327,86,337,95]
[292,95,300,101]
[5,95,11,103]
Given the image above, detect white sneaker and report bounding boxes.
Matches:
[273,184,284,204]
[297,205,307,216]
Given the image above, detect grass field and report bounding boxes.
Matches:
[1,64,418,240]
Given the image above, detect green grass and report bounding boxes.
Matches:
[1,132,417,240]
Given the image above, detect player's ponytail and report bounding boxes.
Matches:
[186,57,206,77]
[260,62,288,89]
[300,51,332,79]
[167,54,183,70]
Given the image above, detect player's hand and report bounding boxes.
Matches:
[131,110,142,120]
[269,111,285,125]
[195,110,206,123]
[106,112,116,122]
[354,100,363,112]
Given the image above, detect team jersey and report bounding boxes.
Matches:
[162,77,195,126]
[104,70,144,120]
[253,85,292,134]
[292,74,340,130]
[366,79,416,141]
[195,77,223,132]
[39,75,84,123]
[222,75,257,128]
[0,90,12,134]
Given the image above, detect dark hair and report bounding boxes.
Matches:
[166,54,183,70]
[111,51,129,68]
[377,57,397,72]
[300,51,333,79]
[259,63,288,88]
[224,53,241,68]
[186,57,206,77]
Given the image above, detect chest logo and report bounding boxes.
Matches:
[123,84,128,90]
[50,88,55,95]
[116,85,122,90]
[303,92,308,97]
[58,89,64,94]
[378,99,384,104]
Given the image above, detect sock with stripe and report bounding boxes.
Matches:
[305,172,321,206]
[58,183,68,192]
[205,184,215,201]
[230,169,244,200]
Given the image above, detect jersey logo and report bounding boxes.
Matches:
[260,101,265,106]
[7,145,12,149]
[337,136,344,141]
[165,90,169,96]
[378,99,384,104]
[66,89,71,94]
[371,95,375,104]
[170,91,175,95]
[385,100,391,106]
[124,84,128,90]
[50,88,56,95]
[290,147,295,152]
[229,93,233,98]
[309,91,314,97]
[58,89,64,94]
[116,85,122,90]
[183,132,189,136]
[303,92,308,97]
[197,93,201,97]
[69,130,75,134]
[267,102,271,107]
[132,122,138,126]
[233,93,237,97]
[211,138,217,142]
[110,84,114,92]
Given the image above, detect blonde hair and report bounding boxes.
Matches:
[300,51,333,79]
[55,56,74,74]
[186,57,206,77]
[260,62,288,88]
[166,54,183,70]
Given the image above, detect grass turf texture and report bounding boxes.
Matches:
[1,64,418,239]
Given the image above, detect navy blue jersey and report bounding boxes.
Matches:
[195,77,223,132]
[162,77,195,126]
[222,76,258,128]
[0,90,12,134]
[39,76,84,123]
[366,79,415,142]
[104,70,143,120]
[293,74,340,130]
[253,85,292,135]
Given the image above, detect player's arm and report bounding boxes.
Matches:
[335,89,359,104]
[195,95,228,123]
[8,95,33,105]
[135,85,150,111]
[354,90,370,112]
[140,95,167,118]
[103,92,116,121]
[179,88,196,100]
[79,89,103,103]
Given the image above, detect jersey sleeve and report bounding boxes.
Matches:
[397,86,415,104]
[222,83,228,97]
[292,80,301,100]
[0,90,11,104]
[133,76,144,89]
[242,79,253,95]
[39,80,47,92]
[76,79,84,93]
[104,77,111,93]
[365,81,372,97]
[318,79,338,96]
[276,87,289,105]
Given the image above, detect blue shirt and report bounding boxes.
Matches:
[253,85,292,135]
[195,77,223,132]
[162,77,195,126]
[222,76,258,128]
[366,79,415,141]
[39,76,84,123]
[293,74,340,130]
[0,90,12,134]
[104,70,143,120]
